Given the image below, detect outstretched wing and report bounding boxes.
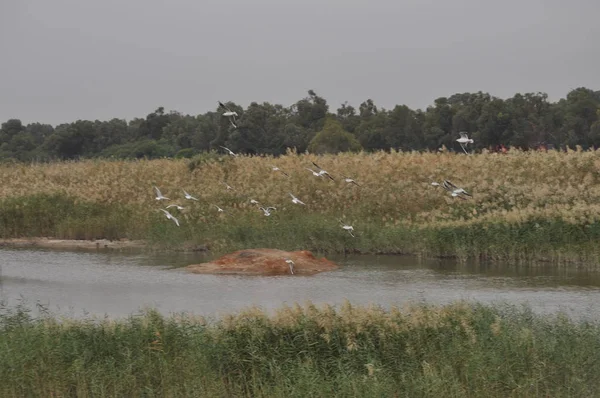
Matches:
[459,132,468,139]
[312,161,323,171]
[218,101,230,112]
[154,186,162,196]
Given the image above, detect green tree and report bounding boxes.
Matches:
[308,118,362,154]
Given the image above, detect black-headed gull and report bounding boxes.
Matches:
[289,192,306,205]
[271,165,289,177]
[154,186,169,201]
[221,181,234,191]
[182,189,199,201]
[343,176,360,187]
[160,209,180,226]
[259,206,276,216]
[456,132,474,154]
[285,258,295,275]
[311,161,335,181]
[219,146,238,157]
[442,180,471,199]
[218,101,238,128]
[212,204,225,212]
[249,199,260,205]
[166,204,184,211]
[305,167,321,177]
[339,220,355,237]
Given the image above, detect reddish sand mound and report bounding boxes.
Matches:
[185,248,339,275]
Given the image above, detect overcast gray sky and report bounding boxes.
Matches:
[1,0,598,125]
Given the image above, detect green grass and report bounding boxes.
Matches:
[2,193,600,266]
[1,300,599,397]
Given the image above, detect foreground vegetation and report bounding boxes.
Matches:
[2,149,600,264]
[1,300,598,397]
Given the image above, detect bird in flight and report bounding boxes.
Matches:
[220,181,234,191]
[339,220,356,237]
[343,176,360,187]
[311,161,335,181]
[271,165,289,177]
[219,146,238,157]
[285,258,295,275]
[212,204,225,212]
[456,132,474,154]
[437,180,472,199]
[166,204,184,211]
[289,192,306,205]
[154,186,169,201]
[182,189,199,201]
[305,167,321,177]
[160,209,180,226]
[259,206,276,216]
[218,101,238,128]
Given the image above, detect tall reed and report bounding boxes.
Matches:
[1,300,598,397]
[1,149,600,263]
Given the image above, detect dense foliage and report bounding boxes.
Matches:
[1,300,599,397]
[2,87,599,161]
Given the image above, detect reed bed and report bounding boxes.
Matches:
[0,300,598,397]
[1,149,600,264]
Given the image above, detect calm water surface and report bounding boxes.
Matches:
[1,247,600,320]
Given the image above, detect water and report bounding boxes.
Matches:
[1,247,600,320]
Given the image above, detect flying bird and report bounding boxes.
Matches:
[289,192,306,205]
[259,206,276,216]
[456,132,474,154]
[249,199,260,205]
[305,167,321,177]
[343,176,360,187]
[218,101,238,128]
[212,204,225,212]
[166,204,184,211]
[271,165,289,177]
[220,181,234,191]
[311,161,335,181]
[219,146,238,157]
[285,258,295,275]
[442,180,472,199]
[339,220,356,237]
[182,189,199,201]
[154,186,169,201]
[160,209,180,227]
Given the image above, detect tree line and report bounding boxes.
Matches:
[1,87,599,161]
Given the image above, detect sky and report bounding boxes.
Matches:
[1,0,598,126]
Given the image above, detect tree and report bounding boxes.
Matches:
[307,118,362,154]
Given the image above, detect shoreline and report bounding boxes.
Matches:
[0,238,148,252]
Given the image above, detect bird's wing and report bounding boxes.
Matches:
[173,217,180,226]
[312,161,323,170]
[154,186,162,196]
[281,170,289,177]
[459,132,468,139]
[218,101,231,112]
[443,180,458,189]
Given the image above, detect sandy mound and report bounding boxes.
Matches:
[185,248,339,275]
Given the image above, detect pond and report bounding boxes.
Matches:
[1,247,599,320]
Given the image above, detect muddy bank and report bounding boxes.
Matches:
[0,238,147,251]
[186,248,340,276]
